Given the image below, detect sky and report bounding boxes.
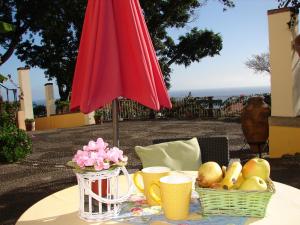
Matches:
[0,0,279,102]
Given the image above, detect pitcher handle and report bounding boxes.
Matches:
[82,166,133,204]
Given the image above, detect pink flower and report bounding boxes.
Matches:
[72,138,127,171]
[84,158,95,166]
[107,147,124,163]
[97,148,107,158]
[130,207,143,216]
[96,138,108,150]
[87,140,98,151]
[94,162,104,170]
[94,158,110,171]
[82,145,89,151]
[76,159,85,168]
[103,162,110,169]
[96,157,104,164]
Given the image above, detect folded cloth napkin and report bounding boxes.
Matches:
[113,193,247,225]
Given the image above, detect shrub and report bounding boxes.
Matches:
[33,104,46,117]
[0,124,32,162]
[0,102,19,127]
[55,99,70,114]
[25,118,35,123]
[94,109,104,117]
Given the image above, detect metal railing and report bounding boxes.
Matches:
[0,83,17,102]
[95,94,270,121]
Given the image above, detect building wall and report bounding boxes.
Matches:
[35,112,89,130]
[269,126,300,157]
[268,8,299,117]
[268,8,300,157]
[269,117,300,157]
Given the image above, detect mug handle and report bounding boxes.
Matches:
[149,183,162,205]
[133,171,144,192]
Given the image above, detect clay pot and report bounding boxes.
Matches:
[25,122,33,131]
[25,121,35,131]
[241,97,271,153]
[94,116,104,125]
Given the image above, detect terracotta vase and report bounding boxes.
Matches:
[94,116,103,125]
[241,96,271,153]
[25,122,34,131]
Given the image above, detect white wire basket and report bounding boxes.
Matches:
[76,166,133,221]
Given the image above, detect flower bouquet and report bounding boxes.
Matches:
[67,138,133,221]
[67,138,127,172]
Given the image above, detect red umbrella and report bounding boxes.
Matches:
[70,0,172,146]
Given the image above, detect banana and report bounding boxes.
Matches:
[232,172,244,189]
[221,161,242,190]
[222,166,227,178]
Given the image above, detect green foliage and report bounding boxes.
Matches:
[263,93,271,106]
[0,124,32,162]
[0,102,19,127]
[161,93,227,119]
[278,0,300,8]
[140,0,232,88]
[0,21,15,33]
[0,0,86,100]
[94,109,104,118]
[25,118,34,123]
[0,0,234,99]
[0,101,32,162]
[55,99,70,114]
[33,104,46,117]
[0,74,8,83]
[94,108,112,122]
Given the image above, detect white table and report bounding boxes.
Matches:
[16,172,300,225]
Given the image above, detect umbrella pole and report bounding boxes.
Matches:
[112,98,119,147]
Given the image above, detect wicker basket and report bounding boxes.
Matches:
[76,166,133,221]
[195,179,275,217]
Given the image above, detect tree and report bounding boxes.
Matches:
[0,0,235,100]
[0,74,7,83]
[0,20,15,64]
[245,53,270,75]
[278,0,300,8]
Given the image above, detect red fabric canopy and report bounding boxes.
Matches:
[70,0,172,114]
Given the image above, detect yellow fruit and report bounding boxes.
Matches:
[222,161,242,190]
[222,166,227,178]
[232,172,244,189]
[239,176,267,191]
[197,162,223,188]
[242,158,270,181]
[210,182,223,189]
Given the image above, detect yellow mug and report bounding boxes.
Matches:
[133,166,170,206]
[149,175,192,220]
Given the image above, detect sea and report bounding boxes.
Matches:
[30,86,270,105]
[169,86,270,100]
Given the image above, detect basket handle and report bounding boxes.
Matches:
[81,166,133,204]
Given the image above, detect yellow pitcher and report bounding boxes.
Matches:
[133,166,170,206]
[149,175,192,220]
